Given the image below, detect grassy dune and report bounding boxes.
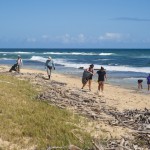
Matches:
[0,75,92,149]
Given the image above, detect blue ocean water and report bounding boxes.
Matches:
[0,48,150,89]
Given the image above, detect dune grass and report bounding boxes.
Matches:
[0,74,92,149]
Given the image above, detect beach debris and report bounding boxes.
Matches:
[104,108,150,130]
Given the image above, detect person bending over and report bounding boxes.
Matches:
[81,64,94,91]
[137,79,143,90]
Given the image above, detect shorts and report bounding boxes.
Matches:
[98,81,104,84]
[89,76,93,80]
[138,80,143,84]
[47,66,52,70]
[98,79,105,82]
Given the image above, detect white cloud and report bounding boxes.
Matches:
[25,33,128,44]
[43,33,87,44]
[41,35,49,39]
[99,33,122,41]
[61,34,71,43]
[142,38,150,43]
[26,37,37,42]
[76,34,86,43]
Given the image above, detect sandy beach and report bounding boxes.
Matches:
[18,67,150,111]
[1,65,150,149]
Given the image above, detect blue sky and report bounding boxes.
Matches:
[0,0,150,48]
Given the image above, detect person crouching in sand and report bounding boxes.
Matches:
[45,56,55,80]
[97,66,107,95]
[137,79,143,90]
[81,64,94,91]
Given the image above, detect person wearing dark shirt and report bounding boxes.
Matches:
[147,74,150,91]
[97,66,107,95]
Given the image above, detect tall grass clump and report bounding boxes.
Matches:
[0,75,92,149]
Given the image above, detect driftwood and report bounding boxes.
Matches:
[104,108,150,130]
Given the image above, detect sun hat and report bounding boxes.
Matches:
[48,56,52,60]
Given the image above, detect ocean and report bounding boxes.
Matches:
[0,48,150,89]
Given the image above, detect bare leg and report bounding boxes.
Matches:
[47,68,52,79]
[138,83,142,90]
[17,65,20,73]
[101,82,104,92]
[141,83,143,89]
[98,81,103,92]
[138,83,140,89]
[148,84,150,91]
[98,83,101,91]
[89,80,92,91]
[81,83,87,89]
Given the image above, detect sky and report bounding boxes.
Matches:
[0,0,150,48]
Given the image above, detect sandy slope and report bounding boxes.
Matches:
[19,67,150,111]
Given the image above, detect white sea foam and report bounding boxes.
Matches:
[29,56,150,73]
[0,51,35,54]
[13,51,35,54]
[102,65,150,73]
[59,63,150,73]
[43,52,97,55]
[101,59,112,61]
[1,58,11,60]
[99,53,115,56]
[133,56,150,59]
[43,52,115,56]
[30,56,47,62]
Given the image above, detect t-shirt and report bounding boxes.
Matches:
[97,70,106,81]
[147,76,150,84]
[17,58,23,66]
[45,60,55,68]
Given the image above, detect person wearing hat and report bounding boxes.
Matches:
[16,55,23,73]
[81,64,94,91]
[45,56,55,79]
[97,66,107,95]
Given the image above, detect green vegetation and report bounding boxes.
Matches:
[0,75,92,149]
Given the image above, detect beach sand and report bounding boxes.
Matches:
[19,67,150,111]
[1,66,150,142]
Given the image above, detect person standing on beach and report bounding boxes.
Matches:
[97,66,107,95]
[147,74,150,91]
[45,56,55,80]
[81,64,94,91]
[17,55,23,73]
